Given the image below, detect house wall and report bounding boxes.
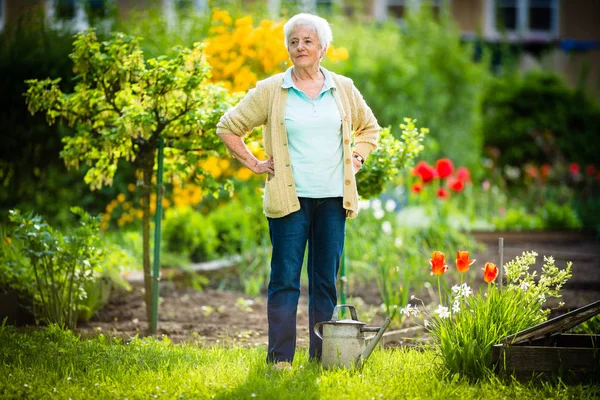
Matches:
[451,0,483,35]
[555,0,600,99]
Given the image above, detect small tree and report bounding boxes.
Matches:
[25,30,236,323]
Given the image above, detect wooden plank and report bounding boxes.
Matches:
[500,300,600,344]
[523,334,600,348]
[471,230,597,243]
[493,345,600,374]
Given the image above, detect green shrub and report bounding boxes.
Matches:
[537,201,582,230]
[208,190,268,256]
[162,206,219,263]
[492,208,542,231]
[331,6,490,171]
[482,70,600,167]
[8,208,103,328]
[356,119,427,199]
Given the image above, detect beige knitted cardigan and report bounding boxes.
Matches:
[216,71,380,219]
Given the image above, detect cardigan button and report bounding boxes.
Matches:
[345,159,351,164]
[345,180,351,185]
[344,201,351,207]
[344,139,350,144]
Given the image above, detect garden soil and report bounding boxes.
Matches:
[76,231,600,347]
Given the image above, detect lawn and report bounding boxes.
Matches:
[1,324,598,399]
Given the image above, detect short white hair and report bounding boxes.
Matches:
[284,13,333,51]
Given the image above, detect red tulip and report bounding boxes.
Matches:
[435,158,454,179]
[483,262,498,283]
[586,165,595,176]
[436,187,449,199]
[524,164,538,179]
[569,163,580,175]
[412,161,437,183]
[411,182,423,193]
[430,251,448,276]
[456,167,471,183]
[540,164,550,179]
[456,251,475,273]
[447,177,464,192]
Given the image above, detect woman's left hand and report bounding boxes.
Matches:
[351,157,362,175]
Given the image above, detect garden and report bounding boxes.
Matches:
[1,3,600,399]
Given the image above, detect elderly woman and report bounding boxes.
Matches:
[216,13,380,367]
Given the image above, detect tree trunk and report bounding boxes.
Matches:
[141,150,155,325]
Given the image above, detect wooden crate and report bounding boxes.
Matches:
[492,300,600,383]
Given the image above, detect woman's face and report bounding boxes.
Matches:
[287,25,325,69]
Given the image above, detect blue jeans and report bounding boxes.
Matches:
[266,197,346,363]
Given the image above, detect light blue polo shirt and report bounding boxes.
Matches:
[282,66,343,198]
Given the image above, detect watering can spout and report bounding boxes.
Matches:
[359,318,391,366]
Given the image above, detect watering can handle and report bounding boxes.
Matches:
[313,321,325,340]
[331,304,359,321]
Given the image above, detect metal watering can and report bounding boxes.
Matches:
[314,304,391,369]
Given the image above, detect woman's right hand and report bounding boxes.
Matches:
[251,157,275,176]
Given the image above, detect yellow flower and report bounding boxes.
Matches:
[327,46,349,62]
[127,183,136,192]
[235,168,254,181]
[212,8,232,25]
[117,193,126,203]
[202,157,222,177]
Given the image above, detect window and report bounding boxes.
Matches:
[387,0,408,21]
[496,0,517,31]
[487,0,558,41]
[529,0,553,31]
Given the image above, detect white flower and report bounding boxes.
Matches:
[452,301,460,313]
[538,294,546,304]
[371,199,382,211]
[373,209,385,220]
[461,283,472,298]
[358,200,370,210]
[400,304,418,317]
[520,281,530,291]
[385,199,397,212]
[424,320,430,327]
[394,237,403,248]
[451,285,461,296]
[435,305,450,319]
[452,283,471,299]
[382,221,392,235]
[410,295,415,300]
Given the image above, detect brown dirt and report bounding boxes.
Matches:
[75,231,600,345]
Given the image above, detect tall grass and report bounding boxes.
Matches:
[1,324,598,399]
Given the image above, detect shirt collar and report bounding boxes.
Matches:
[282,66,336,91]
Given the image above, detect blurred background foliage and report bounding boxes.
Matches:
[1,2,599,324]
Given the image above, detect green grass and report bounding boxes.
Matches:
[0,324,598,399]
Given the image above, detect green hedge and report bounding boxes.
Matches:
[482,70,600,166]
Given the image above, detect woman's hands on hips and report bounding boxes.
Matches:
[251,157,275,176]
[351,157,362,175]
